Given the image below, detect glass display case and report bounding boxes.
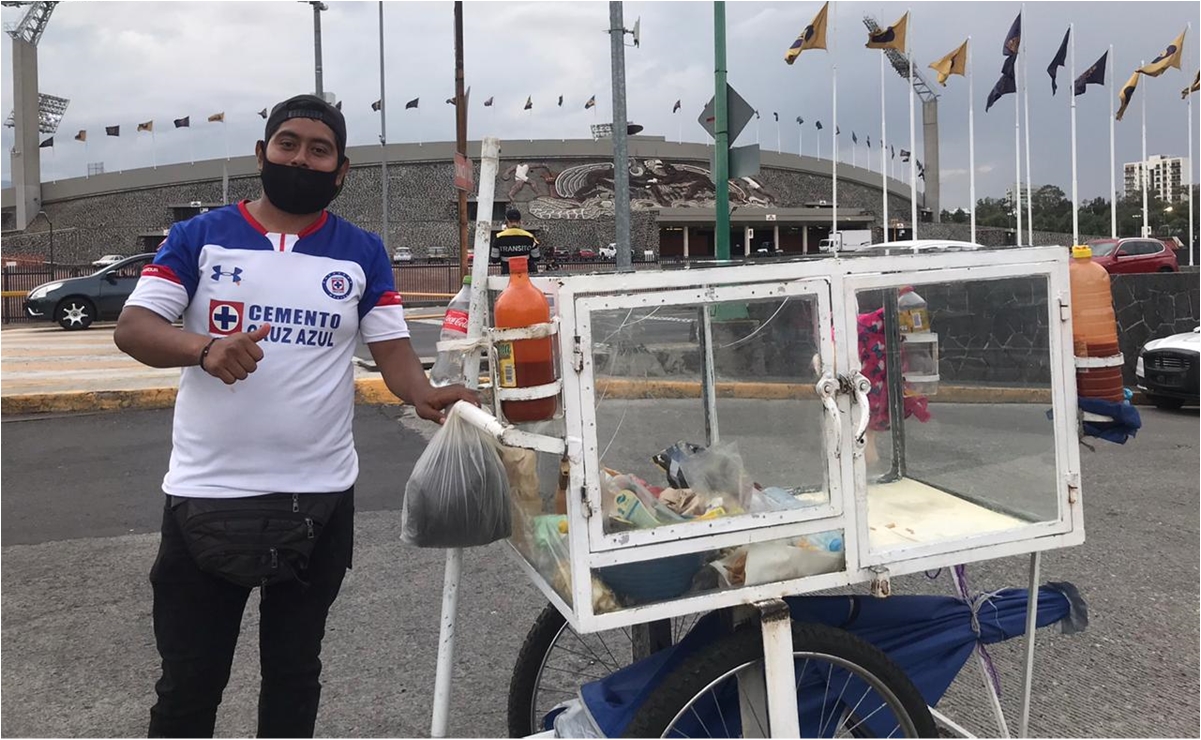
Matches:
[486,246,1084,633]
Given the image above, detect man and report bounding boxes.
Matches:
[490,207,540,274]
[114,94,474,738]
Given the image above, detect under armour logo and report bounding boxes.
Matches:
[211,265,243,284]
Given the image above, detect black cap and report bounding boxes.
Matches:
[505,207,522,222]
[264,94,347,161]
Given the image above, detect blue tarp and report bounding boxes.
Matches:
[575,585,1084,738]
[1079,397,1142,444]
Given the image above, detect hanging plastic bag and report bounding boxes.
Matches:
[401,404,512,548]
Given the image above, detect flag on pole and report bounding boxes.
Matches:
[836,125,840,135]
[815,120,823,130]
[852,131,858,143]
[1138,28,1187,77]
[75,130,87,142]
[1115,70,1140,121]
[796,116,804,125]
[558,95,563,107]
[1002,12,1022,57]
[929,39,969,86]
[446,97,456,105]
[371,100,382,111]
[173,116,190,128]
[584,95,596,109]
[865,12,908,51]
[1047,27,1070,94]
[1074,51,1108,96]
[1183,70,1201,99]
[137,121,154,132]
[784,1,829,63]
[105,125,120,136]
[891,144,896,159]
[986,56,1018,111]
[867,135,872,148]
[773,111,779,121]
[755,110,760,119]
[207,112,225,123]
[673,100,681,113]
[900,149,911,162]
[523,96,533,110]
[258,108,269,119]
[484,96,494,107]
[39,136,53,148]
[405,98,419,109]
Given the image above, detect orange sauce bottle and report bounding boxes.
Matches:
[494,256,557,422]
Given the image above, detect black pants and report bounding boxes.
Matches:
[147,489,354,738]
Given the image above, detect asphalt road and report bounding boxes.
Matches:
[1,405,1198,737]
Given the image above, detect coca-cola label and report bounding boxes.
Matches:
[442,309,469,335]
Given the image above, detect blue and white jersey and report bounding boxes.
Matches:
[126,201,409,498]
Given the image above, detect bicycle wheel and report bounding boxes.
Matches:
[507,604,705,737]
[623,621,937,739]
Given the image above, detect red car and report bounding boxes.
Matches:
[577,248,598,260]
[1086,237,1179,274]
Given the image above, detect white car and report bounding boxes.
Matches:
[1135,327,1199,409]
[599,244,617,260]
[392,248,413,264]
[91,254,126,268]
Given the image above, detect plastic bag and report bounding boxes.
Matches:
[401,405,512,548]
[679,442,755,510]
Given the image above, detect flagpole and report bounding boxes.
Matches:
[152,129,158,169]
[881,48,889,240]
[1022,3,1034,244]
[908,8,917,241]
[1189,79,1195,265]
[969,36,977,244]
[1109,44,1117,238]
[831,1,839,244]
[1141,59,1149,236]
[776,120,781,152]
[1014,16,1023,246]
[1070,24,1079,246]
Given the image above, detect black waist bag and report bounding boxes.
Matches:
[172,492,343,589]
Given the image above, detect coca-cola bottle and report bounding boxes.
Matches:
[429,276,472,387]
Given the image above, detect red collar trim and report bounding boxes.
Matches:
[238,200,328,239]
[238,200,268,235]
[298,210,329,238]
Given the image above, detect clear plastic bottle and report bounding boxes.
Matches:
[897,287,940,397]
[429,276,473,387]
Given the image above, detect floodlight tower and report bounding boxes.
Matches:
[4,1,61,230]
[864,14,941,222]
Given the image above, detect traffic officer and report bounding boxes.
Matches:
[490,207,540,274]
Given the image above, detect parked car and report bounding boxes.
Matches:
[1135,327,1199,409]
[392,247,413,264]
[599,244,617,260]
[577,248,598,260]
[1086,237,1179,274]
[91,254,126,268]
[549,246,572,260]
[25,253,156,330]
[427,246,450,262]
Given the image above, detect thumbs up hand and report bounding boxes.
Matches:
[201,323,272,385]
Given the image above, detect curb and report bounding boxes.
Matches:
[3,376,1143,416]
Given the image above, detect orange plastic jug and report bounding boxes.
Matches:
[494,256,557,422]
[1068,245,1124,402]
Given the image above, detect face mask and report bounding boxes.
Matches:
[259,155,342,215]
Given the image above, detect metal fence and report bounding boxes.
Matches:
[0,258,662,324]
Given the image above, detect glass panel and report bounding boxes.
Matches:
[589,295,830,538]
[506,441,576,608]
[591,529,846,614]
[856,276,1059,553]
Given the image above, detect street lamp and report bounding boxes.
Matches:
[300,1,328,96]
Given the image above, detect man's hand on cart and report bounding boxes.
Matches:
[413,385,480,425]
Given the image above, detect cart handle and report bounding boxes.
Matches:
[851,372,873,444]
[815,373,842,454]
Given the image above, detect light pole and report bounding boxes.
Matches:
[609,1,633,272]
[304,1,328,97]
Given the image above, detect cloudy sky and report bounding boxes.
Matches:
[2,0,1197,208]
